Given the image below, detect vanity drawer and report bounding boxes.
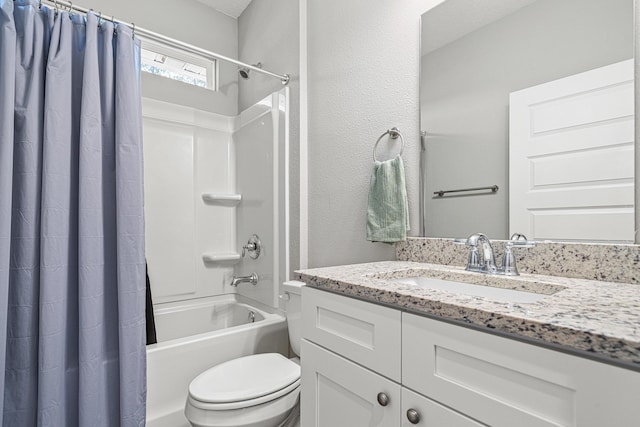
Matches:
[302,286,401,381]
[402,313,640,427]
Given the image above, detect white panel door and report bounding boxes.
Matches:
[301,339,401,427]
[509,59,634,242]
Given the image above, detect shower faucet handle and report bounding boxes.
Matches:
[242,234,262,259]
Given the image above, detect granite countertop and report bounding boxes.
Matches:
[296,261,640,370]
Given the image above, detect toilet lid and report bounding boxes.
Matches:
[189,353,301,404]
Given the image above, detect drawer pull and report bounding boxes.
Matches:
[407,408,421,424]
[376,392,390,407]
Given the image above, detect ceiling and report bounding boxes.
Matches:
[193,0,253,18]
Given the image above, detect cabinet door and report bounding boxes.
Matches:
[301,339,401,427]
[403,313,640,427]
[402,388,483,427]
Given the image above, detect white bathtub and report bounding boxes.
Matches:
[146,294,289,427]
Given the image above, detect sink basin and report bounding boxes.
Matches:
[393,276,547,304]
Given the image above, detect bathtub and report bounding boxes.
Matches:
[146,294,289,427]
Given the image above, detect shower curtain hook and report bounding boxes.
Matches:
[131,22,135,38]
[38,0,42,10]
[97,11,102,27]
[53,0,59,14]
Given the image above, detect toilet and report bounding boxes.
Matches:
[184,281,304,427]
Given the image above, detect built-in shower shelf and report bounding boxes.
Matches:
[201,193,242,206]
[202,252,242,264]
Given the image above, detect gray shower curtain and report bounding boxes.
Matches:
[0,1,146,426]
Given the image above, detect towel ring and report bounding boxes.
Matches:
[373,127,404,161]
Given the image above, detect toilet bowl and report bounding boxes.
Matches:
[185,281,304,427]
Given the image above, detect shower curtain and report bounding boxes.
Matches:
[0,1,146,426]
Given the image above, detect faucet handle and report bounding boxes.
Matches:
[242,234,262,259]
[465,246,483,272]
[501,240,536,276]
[509,233,535,246]
[455,234,495,272]
[453,237,482,271]
[501,244,519,276]
[507,240,536,249]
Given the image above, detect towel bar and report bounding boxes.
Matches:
[434,185,499,197]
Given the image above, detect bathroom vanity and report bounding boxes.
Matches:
[297,256,640,427]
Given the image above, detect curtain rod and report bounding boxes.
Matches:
[38,0,290,85]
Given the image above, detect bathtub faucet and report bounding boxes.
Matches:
[231,272,258,287]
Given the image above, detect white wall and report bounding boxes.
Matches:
[238,0,301,275]
[235,91,289,308]
[142,99,237,304]
[82,0,239,114]
[306,0,443,268]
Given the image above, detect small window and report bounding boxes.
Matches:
[140,38,216,90]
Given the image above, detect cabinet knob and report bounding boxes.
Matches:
[407,408,421,424]
[376,392,390,407]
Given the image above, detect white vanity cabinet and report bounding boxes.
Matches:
[300,286,402,426]
[301,340,401,426]
[301,341,481,427]
[301,287,481,426]
[301,286,640,427]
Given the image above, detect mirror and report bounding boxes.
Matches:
[420,0,636,243]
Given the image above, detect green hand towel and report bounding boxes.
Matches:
[366,155,409,243]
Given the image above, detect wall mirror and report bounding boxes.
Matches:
[420,0,636,243]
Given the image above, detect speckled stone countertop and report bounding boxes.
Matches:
[296,261,640,370]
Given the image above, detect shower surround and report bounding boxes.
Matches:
[142,89,290,426]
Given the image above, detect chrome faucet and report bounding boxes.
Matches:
[463,233,498,274]
[456,233,534,276]
[231,272,258,287]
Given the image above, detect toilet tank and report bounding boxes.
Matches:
[282,281,304,356]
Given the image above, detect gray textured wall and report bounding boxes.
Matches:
[306,0,444,268]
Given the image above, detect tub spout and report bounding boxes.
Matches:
[231,272,258,287]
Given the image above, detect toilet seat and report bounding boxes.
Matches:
[185,384,300,427]
[188,353,301,411]
[188,379,300,411]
